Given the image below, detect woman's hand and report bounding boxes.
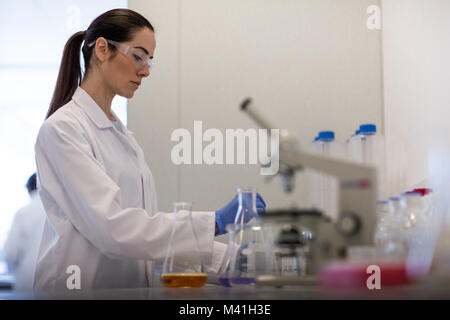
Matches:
[214,193,266,236]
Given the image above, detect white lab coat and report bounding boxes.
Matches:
[3,193,46,292]
[34,87,227,293]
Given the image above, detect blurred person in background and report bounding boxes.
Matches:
[3,173,46,292]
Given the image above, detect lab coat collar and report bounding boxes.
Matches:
[72,87,114,129]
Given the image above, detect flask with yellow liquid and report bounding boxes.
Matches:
[160,202,208,288]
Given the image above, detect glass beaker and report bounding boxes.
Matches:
[160,202,207,288]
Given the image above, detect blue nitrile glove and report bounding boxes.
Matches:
[215,193,266,236]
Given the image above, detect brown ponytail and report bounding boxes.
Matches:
[46,31,85,119]
[45,9,154,120]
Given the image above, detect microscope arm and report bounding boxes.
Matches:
[241,98,377,246]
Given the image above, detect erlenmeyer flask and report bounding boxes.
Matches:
[160,202,207,288]
[234,187,258,226]
[218,187,258,287]
[221,187,272,287]
[227,224,272,286]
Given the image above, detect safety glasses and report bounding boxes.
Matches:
[88,38,154,71]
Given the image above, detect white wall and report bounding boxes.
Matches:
[128,0,383,212]
[381,0,450,271]
[381,0,450,197]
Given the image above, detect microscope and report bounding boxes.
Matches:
[240,98,378,286]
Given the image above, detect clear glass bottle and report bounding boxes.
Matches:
[358,124,387,200]
[307,136,320,209]
[315,131,340,221]
[160,202,207,288]
[384,196,408,257]
[374,200,389,248]
[400,191,427,248]
[413,188,434,219]
[406,189,436,277]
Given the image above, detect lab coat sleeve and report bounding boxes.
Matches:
[204,240,228,283]
[35,118,217,264]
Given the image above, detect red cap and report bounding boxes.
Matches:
[413,188,432,196]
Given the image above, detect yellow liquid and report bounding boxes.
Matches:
[160,273,208,288]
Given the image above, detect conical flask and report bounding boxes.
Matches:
[220,187,272,287]
[234,187,258,227]
[160,202,207,288]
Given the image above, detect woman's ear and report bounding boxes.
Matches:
[94,37,110,63]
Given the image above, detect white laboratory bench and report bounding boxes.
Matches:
[1,276,450,300]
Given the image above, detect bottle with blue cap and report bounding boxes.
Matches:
[307,136,321,211]
[309,130,341,221]
[383,196,408,257]
[359,124,377,164]
[354,123,387,201]
[403,190,435,277]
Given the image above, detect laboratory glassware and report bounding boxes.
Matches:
[374,200,389,249]
[400,191,427,248]
[309,131,340,221]
[218,187,265,286]
[160,202,207,288]
[383,197,408,257]
[234,186,258,226]
[225,223,273,286]
[357,124,387,200]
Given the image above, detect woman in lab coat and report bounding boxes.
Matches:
[34,9,265,293]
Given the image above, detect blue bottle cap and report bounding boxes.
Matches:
[359,124,376,135]
[318,131,335,141]
[402,191,421,197]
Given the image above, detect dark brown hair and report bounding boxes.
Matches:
[46,8,154,119]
